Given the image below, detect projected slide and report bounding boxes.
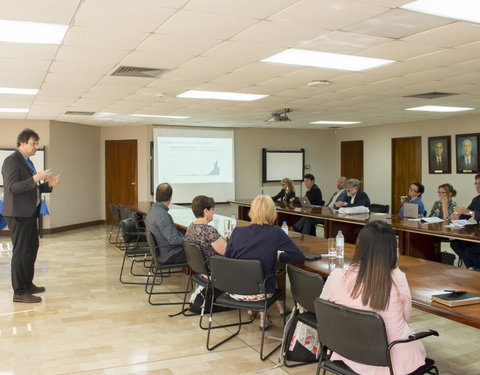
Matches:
[157,137,233,184]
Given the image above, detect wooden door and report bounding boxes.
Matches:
[341,140,364,188]
[105,140,138,224]
[391,137,421,215]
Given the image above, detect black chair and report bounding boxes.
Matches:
[207,256,284,360]
[370,203,390,214]
[144,231,190,306]
[282,265,325,367]
[108,203,122,247]
[314,298,439,375]
[119,218,151,285]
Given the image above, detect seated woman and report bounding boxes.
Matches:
[320,221,427,375]
[398,182,425,217]
[271,178,296,202]
[429,183,457,221]
[184,195,226,270]
[225,195,305,329]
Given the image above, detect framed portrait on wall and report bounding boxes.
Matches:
[456,133,479,174]
[428,136,451,174]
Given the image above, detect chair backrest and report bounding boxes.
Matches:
[210,256,264,295]
[145,231,158,259]
[120,206,132,220]
[370,203,389,214]
[184,242,208,275]
[314,298,390,367]
[287,265,324,312]
[109,203,121,221]
[120,218,138,244]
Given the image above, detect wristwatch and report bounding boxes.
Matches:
[469,211,474,216]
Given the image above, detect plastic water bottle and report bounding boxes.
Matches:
[336,230,344,259]
[281,221,289,235]
[231,214,237,231]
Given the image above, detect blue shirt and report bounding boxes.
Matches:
[225,224,305,293]
[399,197,425,217]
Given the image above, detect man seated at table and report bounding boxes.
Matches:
[325,176,347,208]
[291,173,323,234]
[146,183,186,264]
[335,178,371,209]
[450,173,480,271]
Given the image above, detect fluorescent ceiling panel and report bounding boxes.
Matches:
[402,0,480,24]
[405,105,474,112]
[129,114,190,119]
[310,120,361,124]
[0,87,38,95]
[0,108,29,113]
[261,49,394,71]
[177,90,268,101]
[0,19,68,44]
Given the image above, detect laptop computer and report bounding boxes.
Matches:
[298,196,322,208]
[403,202,419,218]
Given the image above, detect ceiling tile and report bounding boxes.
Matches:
[63,26,149,50]
[0,0,80,23]
[403,22,480,48]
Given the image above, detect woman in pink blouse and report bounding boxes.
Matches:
[320,221,427,375]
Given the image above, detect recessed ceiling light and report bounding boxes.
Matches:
[0,87,38,95]
[177,90,268,101]
[0,108,29,113]
[310,121,361,125]
[261,49,394,72]
[401,0,480,24]
[129,114,190,119]
[405,105,474,112]
[0,19,68,44]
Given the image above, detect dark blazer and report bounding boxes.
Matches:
[1,149,52,217]
[293,184,323,205]
[272,189,295,202]
[340,189,371,208]
[457,154,478,171]
[459,195,480,223]
[429,155,449,172]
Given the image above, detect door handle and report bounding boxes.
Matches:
[131,182,136,185]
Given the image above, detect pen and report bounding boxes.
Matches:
[444,289,466,294]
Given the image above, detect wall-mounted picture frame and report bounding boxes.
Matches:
[428,136,451,174]
[456,133,479,174]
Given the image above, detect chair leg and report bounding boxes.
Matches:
[120,252,149,285]
[259,299,282,361]
[207,308,243,351]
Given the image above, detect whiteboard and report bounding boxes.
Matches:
[0,148,45,186]
[262,149,304,182]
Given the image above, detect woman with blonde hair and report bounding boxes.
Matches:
[429,183,457,221]
[320,221,428,374]
[225,195,305,329]
[272,178,296,202]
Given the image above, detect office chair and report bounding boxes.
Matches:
[207,256,284,361]
[282,265,325,367]
[314,298,439,375]
[108,203,122,246]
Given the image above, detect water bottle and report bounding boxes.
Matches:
[336,230,344,259]
[231,214,237,231]
[281,221,289,235]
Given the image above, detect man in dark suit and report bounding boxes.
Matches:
[335,178,371,208]
[2,129,60,303]
[457,139,478,172]
[291,173,323,234]
[429,141,448,172]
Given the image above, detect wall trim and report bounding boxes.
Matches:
[0,220,106,236]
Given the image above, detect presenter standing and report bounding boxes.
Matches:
[2,129,60,303]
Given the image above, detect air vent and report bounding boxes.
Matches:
[404,92,457,99]
[64,111,95,116]
[111,66,170,78]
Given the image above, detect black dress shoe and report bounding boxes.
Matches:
[29,285,46,294]
[13,293,42,303]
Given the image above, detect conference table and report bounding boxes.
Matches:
[230,199,480,262]
[125,201,480,329]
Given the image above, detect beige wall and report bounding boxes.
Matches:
[48,121,101,227]
[336,114,480,212]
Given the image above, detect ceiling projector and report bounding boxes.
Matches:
[266,108,292,122]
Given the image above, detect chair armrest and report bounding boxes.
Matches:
[388,329,439,351]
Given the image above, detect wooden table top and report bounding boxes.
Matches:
[127,201,480,329]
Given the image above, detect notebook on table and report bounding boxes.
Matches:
[432,291,480,307]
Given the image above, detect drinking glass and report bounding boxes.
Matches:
[328,238,336,257]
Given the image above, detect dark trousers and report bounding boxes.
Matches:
[6,216,39,294]
[451,239,480,269]
[293,216,322,235]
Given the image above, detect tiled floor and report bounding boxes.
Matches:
[0,225,479,375]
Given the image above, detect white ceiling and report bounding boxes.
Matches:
[1,0,479,129]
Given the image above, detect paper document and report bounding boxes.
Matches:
[421,217,444,224]
[450,219,475,227]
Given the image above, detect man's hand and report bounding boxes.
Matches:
[48,175,61,187]
[336,201,346,207]
[33,168,52,182]
[454,206,470,215]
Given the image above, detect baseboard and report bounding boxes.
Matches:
[0,220,106,236]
